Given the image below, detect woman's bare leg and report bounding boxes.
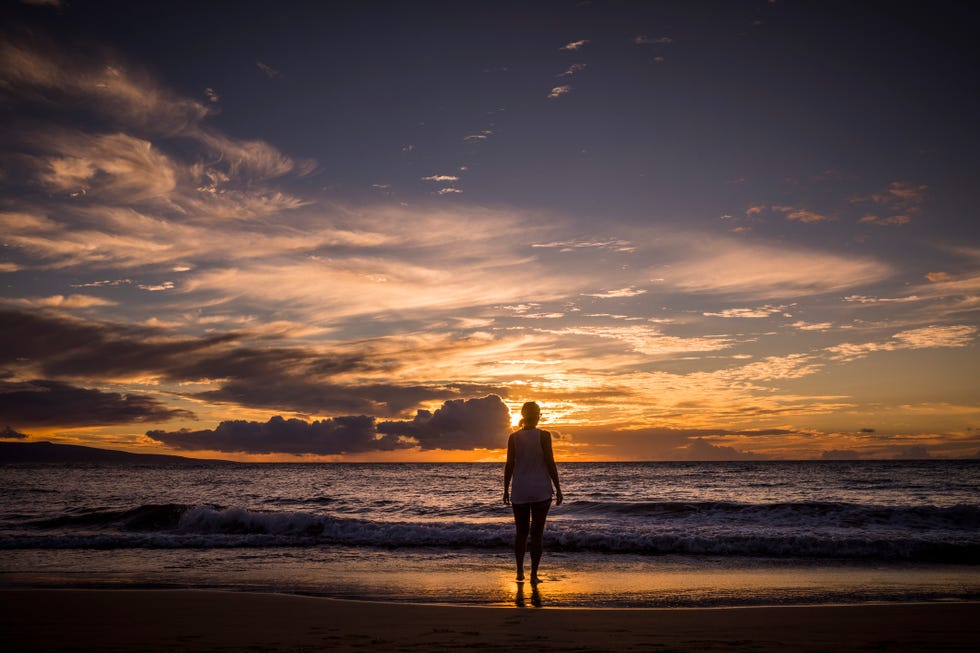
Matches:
[512,504,531,581]
[529,500,551,583]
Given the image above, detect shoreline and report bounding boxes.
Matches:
[6,546,978,608]
[2,589,979,652]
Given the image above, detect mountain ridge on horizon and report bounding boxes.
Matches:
[0,441,234,465]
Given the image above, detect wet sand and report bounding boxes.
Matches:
[2,589,978,652]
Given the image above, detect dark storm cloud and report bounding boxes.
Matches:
[0,426,28,439]
[147,414,405,455]
[2,310,505,416]
[377,395,512,450]
[0,378,193,427]
[148,395,512,454]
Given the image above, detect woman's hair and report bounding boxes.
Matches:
[518,401,541,429]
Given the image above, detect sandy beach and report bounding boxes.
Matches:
[1,590,977,652]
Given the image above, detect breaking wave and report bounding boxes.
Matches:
[4,501,978,563]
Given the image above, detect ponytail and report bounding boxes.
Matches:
[519,401,540,430]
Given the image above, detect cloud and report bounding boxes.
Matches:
[821,449,862,460]
[791,320,833,331]
[378,395,511,450]
[204,87,219,103]
[35,131,179,202]
[584,287,647,298]
[0,309,509,418]
[746,205,830,223]
[148,415,404,455]
[190,379,498,418]
[1,426,28,439]
[704,305,789,318]
[843,294,920,304]
[136,281,174,292]
[861,181,927,208]
[558,63,587,77]
[852,181,926,226]
[421,175,459,182]
[1,294,117,309]
[678,438,769,461]
[571,427,787,461]
[893,445,932,460]
[858,214,911,227]
[463,130,493,142]
[435,187,463,195]
[635,36,673,45]
[532,238,635,253]
[256,61,280,79]
[548,325,735,356]
[559,40,590,51]
[826,324,977,361]
[548,85,572,99]
[659,234,891,299]
[0,40,211,136]
[1,41,305,187]
[0,378,194,428]
[148,395,512,454]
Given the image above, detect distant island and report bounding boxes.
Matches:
[0,441,230,465]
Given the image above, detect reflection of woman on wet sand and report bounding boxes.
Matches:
[503,401,563,584]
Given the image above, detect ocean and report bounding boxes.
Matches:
[2,460,979,607]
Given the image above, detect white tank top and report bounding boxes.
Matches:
[510,428,554,504]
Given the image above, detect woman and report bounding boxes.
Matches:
[503,401,563,584]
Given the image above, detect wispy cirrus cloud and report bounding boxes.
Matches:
[634,35,672,45]
[558,63,587,77]
[853,181,926,227]
[0,294,117,309]
[584,287,647,299]
[463,130,493,142]
[745,205,830,223]
[548,84,572,99]
[532,237,635,253]
[546,325,736,357]
[703,305,791,318]
[826,325,977,361]
[255,61,280,79]
[559,39,589,51]
[0,40,210,134]
[655,234,891,299]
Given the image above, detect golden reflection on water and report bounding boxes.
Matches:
[494,561,980,607]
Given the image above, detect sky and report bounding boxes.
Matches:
[1,0,978,461]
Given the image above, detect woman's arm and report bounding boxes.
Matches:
[503,433,515,504]
[540,430,563,505]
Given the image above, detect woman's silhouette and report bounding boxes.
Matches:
[503,401,563,584]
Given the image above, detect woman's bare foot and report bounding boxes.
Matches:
[530,575,542,585]
[516,571,525,582]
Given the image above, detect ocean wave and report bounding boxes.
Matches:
[559,500,980,530]
[3,502,979,562]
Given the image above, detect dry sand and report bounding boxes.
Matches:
[1,589,977,652]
